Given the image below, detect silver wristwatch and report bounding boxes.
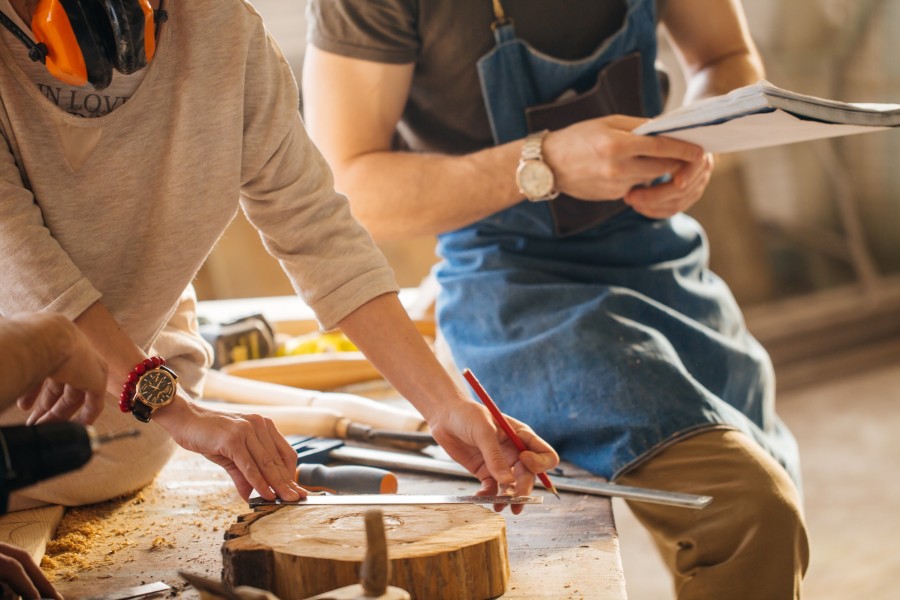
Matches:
[515,130,559,202]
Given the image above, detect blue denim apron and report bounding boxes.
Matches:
[435,0,801,484]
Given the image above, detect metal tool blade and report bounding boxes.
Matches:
[249,494,541,507]
[328,445,712,509]
[85,581,171,600]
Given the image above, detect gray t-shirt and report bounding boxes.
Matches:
[307,0,627,154]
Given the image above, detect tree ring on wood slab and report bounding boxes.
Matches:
[222,504,509,600]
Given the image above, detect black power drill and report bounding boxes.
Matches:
[0,422,138,514]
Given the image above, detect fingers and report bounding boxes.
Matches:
[168,405,306,503]
[25,379,65,425]
[472,412,563,512]
[545,119,706,201]
[17,385,41,413]
[624,152,714,218]
[254,418,306,500]
[229,415,304,502]
[0,542,62,600]
[20,337,108,426]
[499,422,560,513]
[33,385,90,425]
[472,421,517,492]
[510,460,537,515]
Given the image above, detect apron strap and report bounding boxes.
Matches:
[490,0,513,31]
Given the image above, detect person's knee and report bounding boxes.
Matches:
[732,463,809,571]
[620,429,808,565]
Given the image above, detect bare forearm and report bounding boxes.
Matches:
[336,293,468,420]
[72,301,187,427]
[662,0,765,103]
[73,302,150,396]
[681,51,765,104]
[335,143,524,241]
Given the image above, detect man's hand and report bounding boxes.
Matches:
[155,400,306,502]
[624,152,715,219]
[427,400,560,515]
[2,313,108,426]
[542,114,712,218]
[0,541,62,600]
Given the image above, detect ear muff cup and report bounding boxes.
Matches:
[100,0,154,75]
[32,0,114,89]
[30,0,155,90]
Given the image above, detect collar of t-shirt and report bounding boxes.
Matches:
[0,0,146,117]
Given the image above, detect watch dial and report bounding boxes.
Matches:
[137,370,176,406]
[519,161,554,198]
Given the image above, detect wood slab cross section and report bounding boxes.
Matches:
[222,504,509,600]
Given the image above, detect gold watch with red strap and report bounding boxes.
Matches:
[119,357,178,423]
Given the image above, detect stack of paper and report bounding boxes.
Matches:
[633,80,900,153]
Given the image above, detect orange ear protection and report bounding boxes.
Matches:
[0,0,162,91]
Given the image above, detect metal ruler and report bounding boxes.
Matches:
[326,445,712,509]
[250,493,541,507]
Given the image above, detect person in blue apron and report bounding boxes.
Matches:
[304,0,809,597]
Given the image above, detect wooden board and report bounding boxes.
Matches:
[223,504,509,600]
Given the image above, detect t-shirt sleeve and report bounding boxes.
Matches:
[306,0,419,64]
[238,14,399,330]
[0,144,101,320]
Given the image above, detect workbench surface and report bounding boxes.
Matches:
[45,445,625,600]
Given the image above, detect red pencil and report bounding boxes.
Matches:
[462,368,560,498]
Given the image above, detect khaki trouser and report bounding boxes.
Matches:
[616,429,809,599]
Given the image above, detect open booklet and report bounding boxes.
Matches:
[633,80,900,154]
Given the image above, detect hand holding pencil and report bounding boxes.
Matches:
[462,369,561,499]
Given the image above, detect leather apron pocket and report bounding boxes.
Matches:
[525,53,646,237]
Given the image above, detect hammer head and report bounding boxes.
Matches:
[286,435,344,464]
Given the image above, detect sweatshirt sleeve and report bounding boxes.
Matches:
[236,12,399,330]
[0,140,101,319]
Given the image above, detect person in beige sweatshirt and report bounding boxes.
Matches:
[0,0,558,522]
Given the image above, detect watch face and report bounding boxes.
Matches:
[136,369,177,407]
[517,160,555,199]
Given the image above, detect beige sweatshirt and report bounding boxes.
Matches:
[0,1,398,384]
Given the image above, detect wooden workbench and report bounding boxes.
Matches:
[45,446,625,599]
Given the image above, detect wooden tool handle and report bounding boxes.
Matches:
[360,509,389,596]
[219,352,381,390]
[194,400,346,438]
[203,370,427,432]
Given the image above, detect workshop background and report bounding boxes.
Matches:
[195,1,900,599]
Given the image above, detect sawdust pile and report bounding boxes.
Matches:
[38,448,251,590]
[41,492,146,582]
